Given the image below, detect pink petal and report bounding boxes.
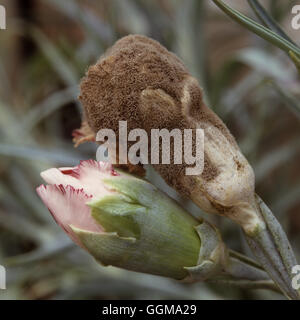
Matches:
[40,160,119,198]
[41,168,82,189]
[36,184,102,246]
[72,160,119,178]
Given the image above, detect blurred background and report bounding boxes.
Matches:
[0,0,299,300]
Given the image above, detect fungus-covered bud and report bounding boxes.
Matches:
[78,34,259,233]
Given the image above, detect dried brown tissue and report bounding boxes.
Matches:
[76,34,241,198]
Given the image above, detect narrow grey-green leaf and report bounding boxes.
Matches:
[247,0,297,45]
[212,0,300,58]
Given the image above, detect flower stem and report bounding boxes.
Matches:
[224,255,269,281]
[244,195,300,300]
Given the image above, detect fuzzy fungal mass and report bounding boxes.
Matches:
[79,35,255,219]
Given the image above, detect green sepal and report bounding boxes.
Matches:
[71,225,198,280]
[102,176,201,227]
[71,226,136,267]
[102,176,161,207]
[88,194,145,238]
[184,222,227,281]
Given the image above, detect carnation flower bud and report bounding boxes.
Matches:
[36,160,231,280]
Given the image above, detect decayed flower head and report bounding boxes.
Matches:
[78,35,261,233]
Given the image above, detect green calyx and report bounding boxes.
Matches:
[72,175,225,280]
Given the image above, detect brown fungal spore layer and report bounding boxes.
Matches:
[79,35,238,197]
[80,35,188,133]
